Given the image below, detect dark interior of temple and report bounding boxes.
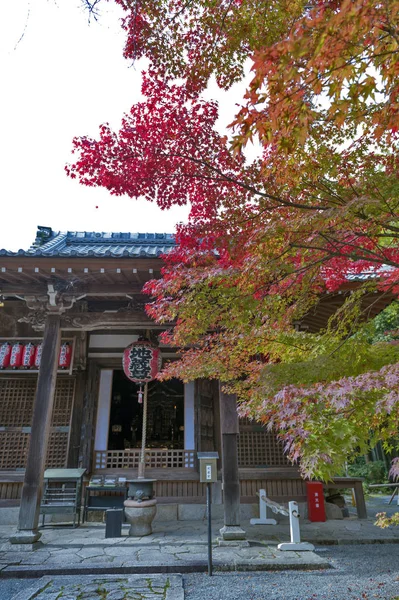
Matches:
[108,370,184,450]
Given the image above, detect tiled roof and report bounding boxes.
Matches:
[0,227,176,258]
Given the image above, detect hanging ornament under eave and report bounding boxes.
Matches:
[0,343,11,369]
[22,343,36,369]
[58,342,72,370]
[10,343,23,369]
[34,343,43,368]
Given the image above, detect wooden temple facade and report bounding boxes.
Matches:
[0,227,392,541]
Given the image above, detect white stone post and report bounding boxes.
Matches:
[278,501,315,551]
[250,489,277,525]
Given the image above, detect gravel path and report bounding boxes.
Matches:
[183,544,399,600]
[1,544,398,599]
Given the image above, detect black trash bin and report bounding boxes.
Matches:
[105,508,123,538]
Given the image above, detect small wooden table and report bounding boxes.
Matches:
[323,477,367,519]
[83,485,128,523]
[369,483,399,505]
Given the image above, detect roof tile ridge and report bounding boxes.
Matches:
[32,232,68,253]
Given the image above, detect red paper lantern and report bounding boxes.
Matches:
[34,343,42,368]
[10,343,23,369]
[58,342,72,369]
[22,343,36,369]
[0,342,11,369]
[122,341,161,383]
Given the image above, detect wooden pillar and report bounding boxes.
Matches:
[219,384,246,540]
[212,381,222,470]
[79,361,101,472]
[10,313,61,545]
[67,370,87,468]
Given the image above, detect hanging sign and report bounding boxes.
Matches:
[122,341,161,384]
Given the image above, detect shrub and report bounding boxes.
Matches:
[347,458,389,493]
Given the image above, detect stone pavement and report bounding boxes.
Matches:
[1,494,398,581]
[0,508,398,580]
[12,574,184,600]
[0,519,334,578]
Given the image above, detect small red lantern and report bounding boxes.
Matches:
[34,343,42,368]
[22,343,36,369]
[10,343,23,369]
[58,342,72,369]
[0,342,11,369]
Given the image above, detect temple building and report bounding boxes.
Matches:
[0,226,390,542]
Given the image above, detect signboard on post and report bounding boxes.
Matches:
[197,452,219,576]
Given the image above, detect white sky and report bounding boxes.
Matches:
[0,1,253,253]
[0,0,190,252]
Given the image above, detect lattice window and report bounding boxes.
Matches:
[52,379,75,427]
[0,432,30,469]
[238,430,291,468]
[0,377,75,470]
[0,379,37,427]
[46,432,69,468]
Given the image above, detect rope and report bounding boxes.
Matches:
[138,382,148,478]
[257,492,289,516]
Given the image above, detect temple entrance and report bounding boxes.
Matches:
[108,370,184,451]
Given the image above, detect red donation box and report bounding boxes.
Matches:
[306,482,326,522]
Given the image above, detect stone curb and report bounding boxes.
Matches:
[305,538,399,545]
[0,559,330,578]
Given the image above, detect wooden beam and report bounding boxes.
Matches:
[59,312,172,332]
[0,283,145,296]
[10,313,61,545]
[0,256,165,272]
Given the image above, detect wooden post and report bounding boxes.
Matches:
[67,370,87,468]
[212,381,222,470]
[354,481,368,519]
[79,361,100,472]
[219,384,246,541]
[10,313,61,545]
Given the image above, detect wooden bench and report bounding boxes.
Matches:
[323,477,367,519]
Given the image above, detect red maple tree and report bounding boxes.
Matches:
[68,0,399,477]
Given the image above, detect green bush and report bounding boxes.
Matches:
[347,458,389,493]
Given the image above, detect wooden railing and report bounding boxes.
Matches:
[94,449,196,471]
